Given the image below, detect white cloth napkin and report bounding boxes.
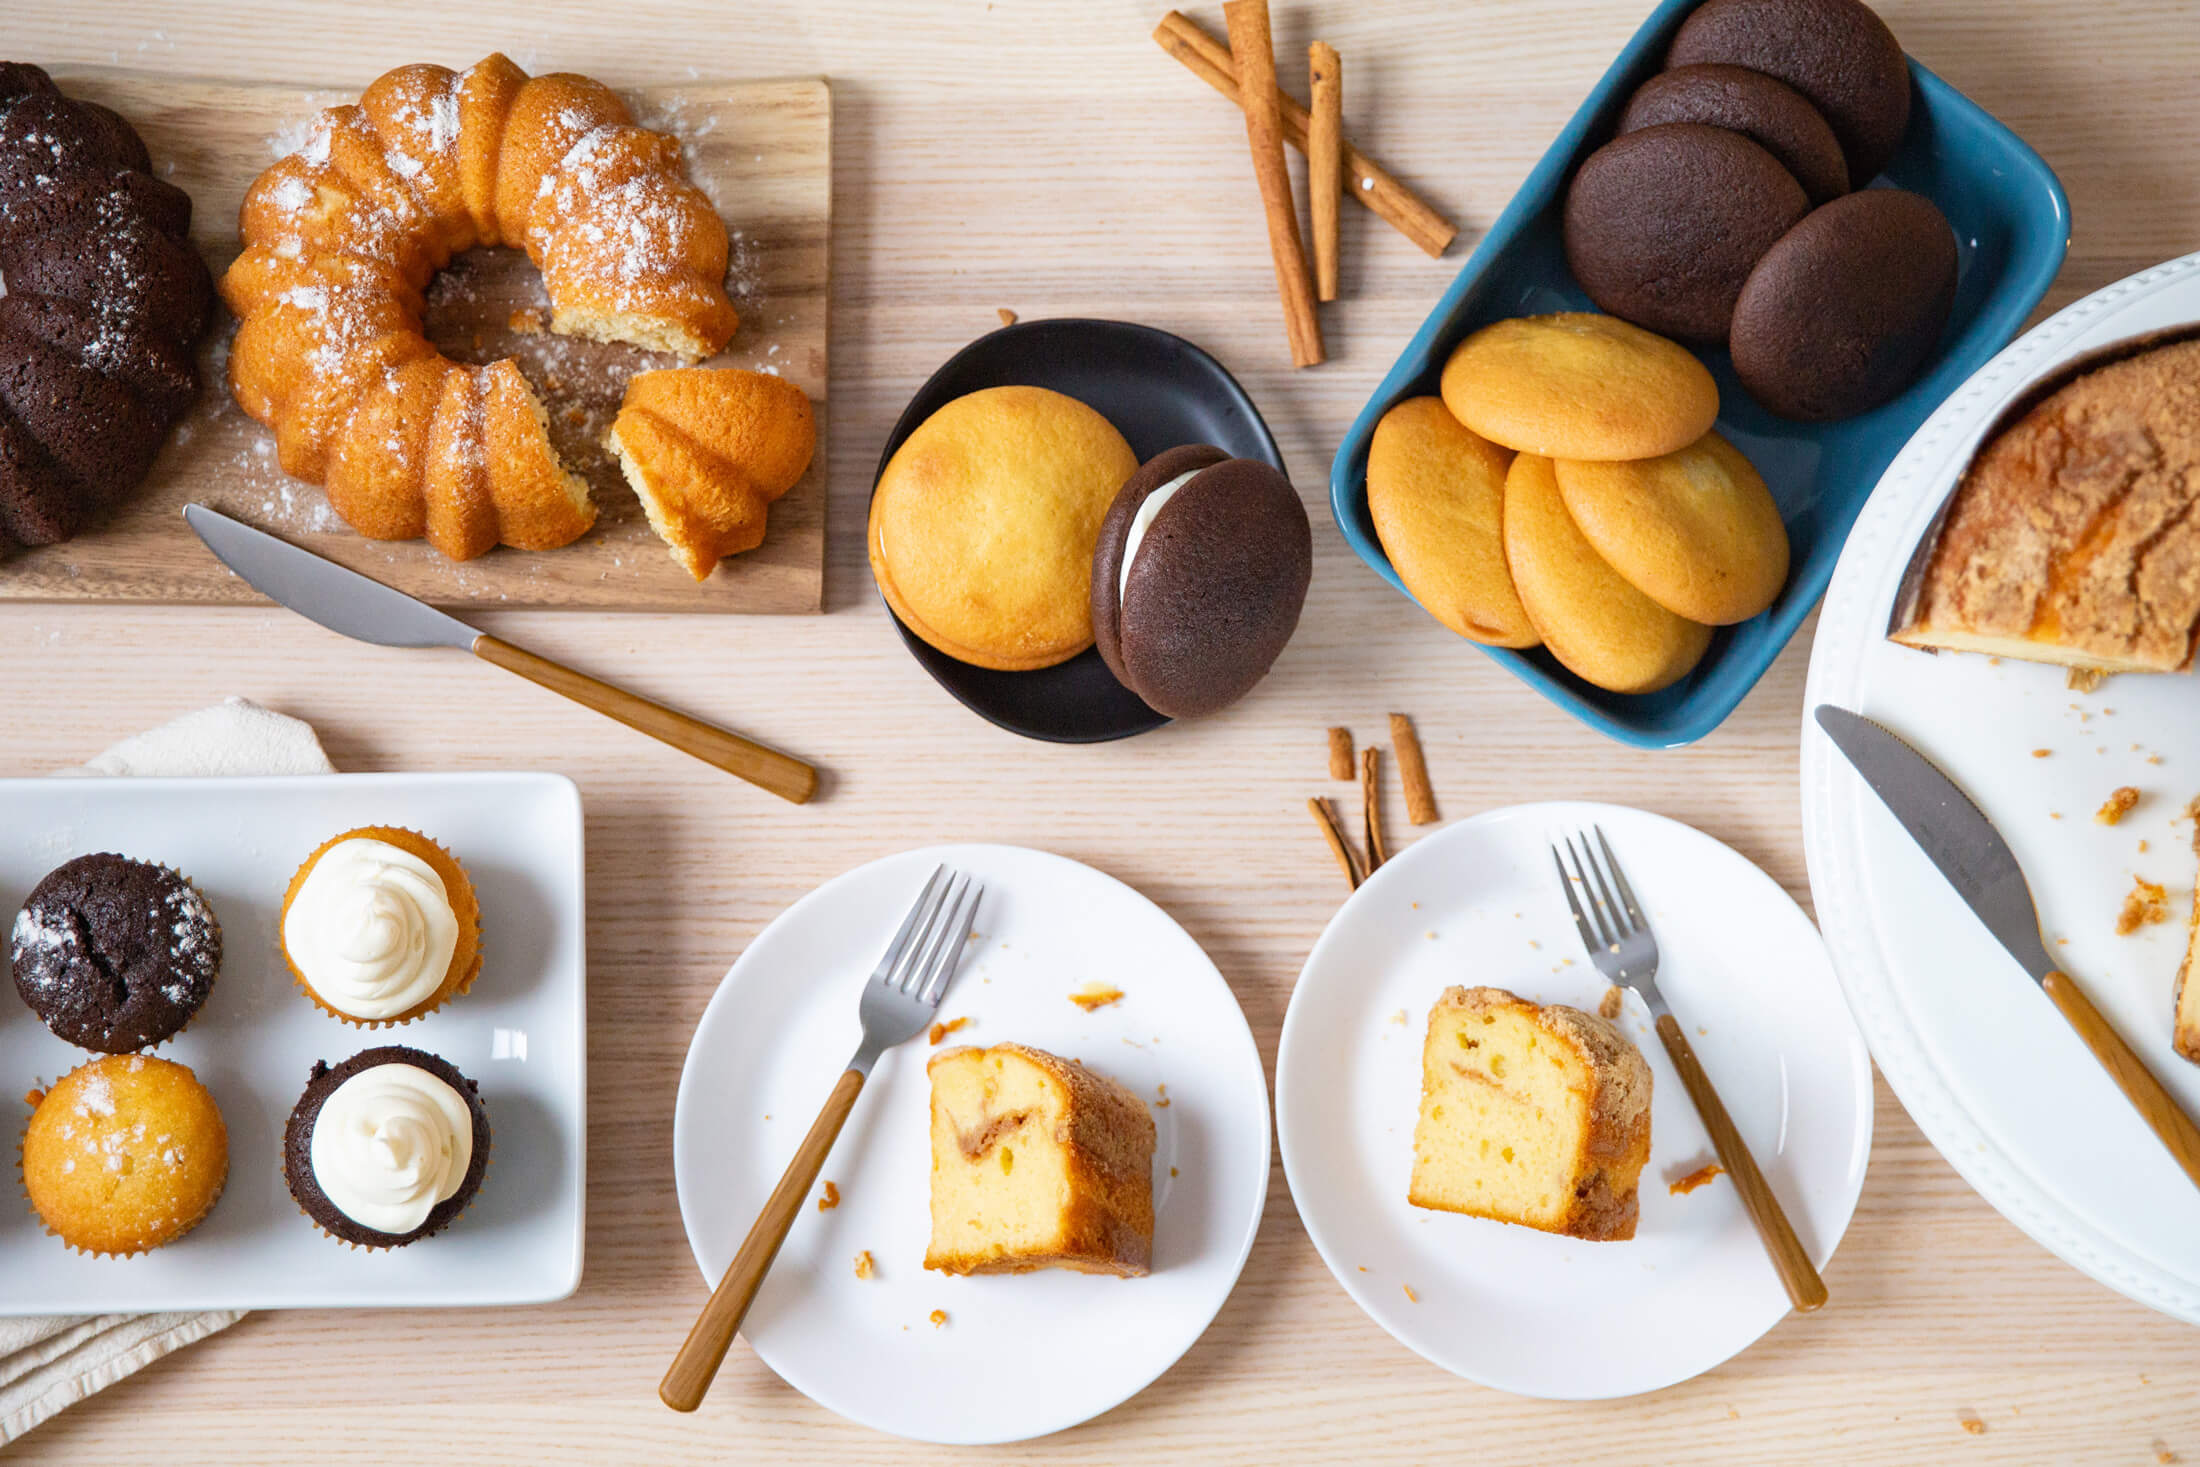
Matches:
[0,697,335,1445]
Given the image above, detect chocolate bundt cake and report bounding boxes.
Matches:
[0,62,211,548]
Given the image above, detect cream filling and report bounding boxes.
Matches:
[1118,469,1202,603]
[283,838,458,1020]
[310,1063,474,1235]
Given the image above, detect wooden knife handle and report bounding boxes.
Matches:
[660,1067,866,1412]
[1656,1013,1829,1313]
[2043,971,2200,1192]
[472,634,816,805]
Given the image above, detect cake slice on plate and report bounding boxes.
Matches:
[923,1042,1154,1277]
[1408,985,1652,1241]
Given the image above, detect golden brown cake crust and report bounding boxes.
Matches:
[923,1042,1156,1277]
[1412,985,1653,1241]
[2176,864,2200,1065]
[1894,337,2200,673]
[279,826,482,1027]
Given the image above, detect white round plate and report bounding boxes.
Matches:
[1804,251,2200,1323]
[1276,802,1871,1399]
[672,844,1268,1444]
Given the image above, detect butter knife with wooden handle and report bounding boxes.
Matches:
[185,504,816,804]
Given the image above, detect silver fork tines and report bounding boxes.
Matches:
[854,865,985,1070]
[1551,825,1663,1008]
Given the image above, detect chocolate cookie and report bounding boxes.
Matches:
[282,1045,492,1249]
[1666,0,1911,184]
[1729,188,1957,420]
[11,853,220,1052]
[1563,122,1809,344]
[1091,445,1311,720]
[1619,64,1848,204]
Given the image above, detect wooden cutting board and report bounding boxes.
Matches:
[3,68,829,613]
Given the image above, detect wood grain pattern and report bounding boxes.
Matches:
[1656,1012,1829,1313]
[1,70,829,613]
[471,634,817,802]
[2042,972,2200,1193]
[660,1066,866,1412]
[5,2,2200,1463]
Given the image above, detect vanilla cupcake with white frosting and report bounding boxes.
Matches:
[282,1045,491,1248]
[279,827,481,1026]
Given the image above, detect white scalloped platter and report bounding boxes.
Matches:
[1803,251,2200,1323]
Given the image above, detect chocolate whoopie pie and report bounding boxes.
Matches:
[1091,445,1312,720]
[1563,122,1809,344]
[10,852,220,1053]
[1666,0,1912,184]
[1619,64,1849,205]
[283,1045,491,1249]
[1729,188,1957,420]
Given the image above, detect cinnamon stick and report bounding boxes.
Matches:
[1308,796,1364,890]
[1327,726,1353,780]
[1308,42,1342,302]
[1390,712,1438,824]
[1362,745,1389,872]
[1224,0,1323,367]
[1154,10,1457,259]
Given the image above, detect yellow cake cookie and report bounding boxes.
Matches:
[923,1043,1154,1277]
[1367,396,1537,648]
[1408,986,1651,1241]
[21,1055,229,1256]
[1440,313,1719,462]
[870,386,1138,671]
[1552,431,1789,625]
[280,826,482,1027]
[1503,453,1713,694]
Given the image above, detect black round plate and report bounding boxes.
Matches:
[870,319,1287,744]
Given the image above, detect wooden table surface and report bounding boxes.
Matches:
[7,1,2198,1461]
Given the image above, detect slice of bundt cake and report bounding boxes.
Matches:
[0,62,212,548]
[1408,985,1652,1241]
[605,367,815,579]
[924,1043,1155,1278]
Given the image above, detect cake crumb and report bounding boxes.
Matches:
[817,1180,840,1211]
[997,308,1018,327]
[2032,748,2053,758]
[1401,1284,1418,1303]
[2152,1443,2176,1464]
[2068,667,2107,692]
[928,1015,971,1045]
[508,307,545,333]
[2142,840,2152,853]
[1598,987,1624,1020]
[929,1309,948,1328]
[1958,1412,1986,1436]
[1357,1265,1367,1272]
[1388,1009,1408,1025]
[1169,1166,1178,1177]
[853,1250,874,1280]
[2117,877,2170,936]
[22,1088,43,1108]
[1069,983,1124,1012]
[1669,1162,1724,1195]
[2097,787,2142,825]
[1154,1083,1170,1109]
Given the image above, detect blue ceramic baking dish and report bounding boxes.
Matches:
[1329,0,2069,748]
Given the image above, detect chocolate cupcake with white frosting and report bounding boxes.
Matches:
[282,1045,490,1248]
[279,826,481,1026]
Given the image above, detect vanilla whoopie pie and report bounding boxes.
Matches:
[1090,445,1312,720]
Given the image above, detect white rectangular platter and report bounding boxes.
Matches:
[0,772,585,1313]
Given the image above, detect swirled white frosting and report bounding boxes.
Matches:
[283,838,459,1020]
[310,1063,474,1234]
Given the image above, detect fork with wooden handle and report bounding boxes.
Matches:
[1554,827,1829,1313]
[660,865,984,1412]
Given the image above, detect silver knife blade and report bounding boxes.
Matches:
[185,503,478,651]
[1815,704,2057,983]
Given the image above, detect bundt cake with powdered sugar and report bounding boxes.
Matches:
[219,55,741,562]
[0,62,212,548]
